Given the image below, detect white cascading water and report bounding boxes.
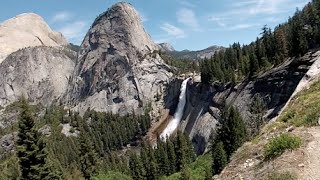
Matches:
[160,78,190,140]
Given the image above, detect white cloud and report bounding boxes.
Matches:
[230,0,310,16]
[176,8,200,31]
[231,0,257,7]
[58,21,88,44]
[210,0,309,21]
[226,23,260,30]
[208,16,227,27]
[208,0,309,32]
[160,23,186,38]
[178,1,196,8]
[52,11,72,23]
[249,0,285,15]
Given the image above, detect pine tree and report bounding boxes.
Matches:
[140,141,149,172]
[129,153,146,180]
[156,139,169,176]
[250,94,267,134]
[40,157,63,180]
[185,133,196,163]
[141,141,158,180]
[211,141,227,175]
[249,53,259,77]
[16,98,51,180]
[218,106,247,158]
[147,144,159,180]
[179,166,191,180]
[175,131,188,171]
[167,138,177,174]
[79,129,99,179]
[205,166,212,180]
[274,26,288,64]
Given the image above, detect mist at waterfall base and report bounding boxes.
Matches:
[160,78,190,140]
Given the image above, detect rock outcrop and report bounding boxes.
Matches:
[0,13,68,64]
[176,50,320,154]
[0,46,75,107]
[0,132,17,158]
[158,43,175,52]
[66,2,173,115]
[179,83,218,154]
[224,50,320,130]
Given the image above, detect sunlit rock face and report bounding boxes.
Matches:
[0,13,68,64]
[0,47,75,108]
[65,2,173,115]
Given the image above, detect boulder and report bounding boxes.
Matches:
[0,132,17,156]
[38,125,52,137]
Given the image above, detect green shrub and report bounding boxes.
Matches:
[267,172,296,180]
[0,155,20,180]
[264,134,301,160]
[281,110,295,123]
[303,110,319,126]
[69,127,75,133]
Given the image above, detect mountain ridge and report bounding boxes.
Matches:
[65,2,173,115]
[0,13,68,64]
[158,42,224,60]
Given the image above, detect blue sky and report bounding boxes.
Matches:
[0,0,311,51]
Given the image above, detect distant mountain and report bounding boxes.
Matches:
[158,43,224,60]
[0,13,68,64]
[158,43,175,52]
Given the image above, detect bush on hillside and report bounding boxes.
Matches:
[264,134,301,160]
[267,172,296,180]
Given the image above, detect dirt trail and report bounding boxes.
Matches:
[300,127,320,180]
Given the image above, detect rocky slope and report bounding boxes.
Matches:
[215,77,320,180]
[224,51,320,130]
[0,46,75,108]
[0,13,68,64]
[166,50,320,155]
[65,2,173,115]
[180,82,219,154]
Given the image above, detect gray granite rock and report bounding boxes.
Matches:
[0,132,17,156]
[0,46,75,108]
[0,13,68,64]
[38,125,52,137]
[65,2,173,115]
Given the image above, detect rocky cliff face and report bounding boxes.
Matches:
[0,13,68,64]
[223,51,320,130]
[66,2,173,115]
[0,46,75,108]
[180,83,219,154]
[174,50,320,154]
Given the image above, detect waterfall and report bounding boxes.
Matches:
[160,78,190,140]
